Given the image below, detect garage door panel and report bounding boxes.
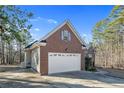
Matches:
[48,53,81,74]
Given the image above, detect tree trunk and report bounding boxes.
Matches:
[1,36,5,64]
[19,43,22,63]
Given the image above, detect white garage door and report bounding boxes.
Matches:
[48,52,81,74]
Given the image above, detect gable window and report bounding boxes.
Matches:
[61,30,71,41]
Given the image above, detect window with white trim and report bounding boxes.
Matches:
[61,30,71,41]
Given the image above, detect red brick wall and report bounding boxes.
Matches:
[40,24,85,75]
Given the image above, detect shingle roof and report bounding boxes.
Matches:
[25,40,38,48]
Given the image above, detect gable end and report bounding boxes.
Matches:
[39,20,86,46]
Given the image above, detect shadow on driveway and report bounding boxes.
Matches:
[0,77,91,88]
[48,71,124,85]
[0,65,124,88]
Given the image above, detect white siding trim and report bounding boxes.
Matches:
[31,47,40,73]
[37,47,41,73]
[68,31,71,41]
[30,42,47,50]
[61,30,64,40]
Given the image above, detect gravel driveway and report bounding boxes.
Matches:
[0,65,124,88]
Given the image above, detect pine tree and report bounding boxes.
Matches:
[0,6,33,64]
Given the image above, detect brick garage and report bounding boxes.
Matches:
[24,20,86,75]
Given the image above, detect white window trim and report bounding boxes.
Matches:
[61,30,71,41]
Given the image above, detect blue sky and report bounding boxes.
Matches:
[19,5,114,43]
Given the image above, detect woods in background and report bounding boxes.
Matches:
[0,6,33,64]
[93,6,124,69]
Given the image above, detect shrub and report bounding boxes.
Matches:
[85,57,97,72]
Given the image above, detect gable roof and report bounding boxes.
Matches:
[25,20,86,49]
[39,20,86,45]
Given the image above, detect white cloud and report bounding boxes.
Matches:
[30,28,40,32]
[31,33,38,40]
[82,34,87,38]
[82,33,88,43]
[31,33,36,37]
[34,28,40,31]
[82,33,92,43]
[30,17,42,22]
[30,18,38,22]
[48,19,57,24]
[30,17,58,24]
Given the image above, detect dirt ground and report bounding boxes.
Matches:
[0,65,124,88]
